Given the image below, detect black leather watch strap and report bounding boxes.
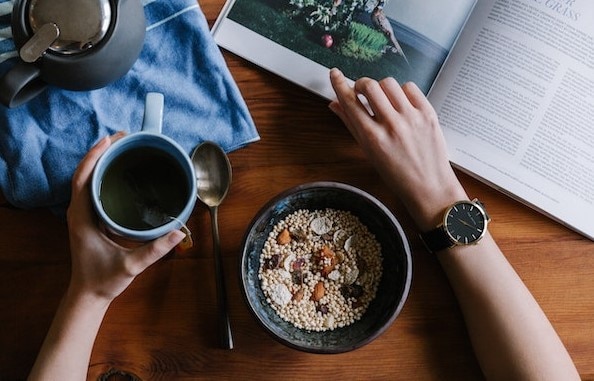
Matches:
[419,226,454,253]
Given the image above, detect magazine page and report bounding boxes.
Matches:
[212,0,476,99]
[428,0,594,239]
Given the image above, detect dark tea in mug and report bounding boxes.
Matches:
[99,146,190,230]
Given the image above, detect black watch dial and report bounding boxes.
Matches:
[444,201,487,245]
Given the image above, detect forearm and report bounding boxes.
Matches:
[437,233,579,380]
[327,70,578,379]
[29,286,110,381]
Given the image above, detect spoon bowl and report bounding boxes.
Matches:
[191,141,234,349]
[192,142,232,207]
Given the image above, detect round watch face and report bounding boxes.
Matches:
[444,201,488,245]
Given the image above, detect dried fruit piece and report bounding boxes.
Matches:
[312,281,325,301]
[340,284,364,299]
[321,264,335,277]
[316,304,329,314]
[292,257,306,271]
[293,289,304,302]
[320,245,336,260]
[291,228,307,242]
[318,246,338,277]
[277,228,291,245]
[292,270,304,285]
[310,216,332,235]
[265,254,281,270]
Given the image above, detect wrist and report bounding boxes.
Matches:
[419,198,491,254]
[64,284,113,312]
[412,185,469,232]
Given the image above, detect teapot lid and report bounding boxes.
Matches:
[28,0,112,55]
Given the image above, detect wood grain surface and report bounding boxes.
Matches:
[1,1,593,379]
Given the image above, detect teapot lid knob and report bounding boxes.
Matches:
[28,0,112,55]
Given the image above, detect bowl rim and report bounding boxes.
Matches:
[239,181,413,353]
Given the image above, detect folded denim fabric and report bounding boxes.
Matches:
[0,0,259,211]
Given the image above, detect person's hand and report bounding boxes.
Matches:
[66,133,186,302]
[329,68,467,231]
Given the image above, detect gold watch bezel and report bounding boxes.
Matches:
[441,198,490,246]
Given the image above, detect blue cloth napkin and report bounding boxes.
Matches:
[0,0,259,211]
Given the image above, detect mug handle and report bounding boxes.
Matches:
[0,62,47,108]
[142,92,164,134]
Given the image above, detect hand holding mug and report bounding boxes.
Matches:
[67,133,186,302]
[90,93,197,242]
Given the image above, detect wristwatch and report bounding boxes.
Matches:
[419,198,490,253]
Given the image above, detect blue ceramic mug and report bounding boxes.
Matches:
[90,93,197,241]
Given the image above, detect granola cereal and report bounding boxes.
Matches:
[258,208,383,331]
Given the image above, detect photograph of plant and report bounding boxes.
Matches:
[225,0,474,94]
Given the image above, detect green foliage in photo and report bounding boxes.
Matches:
[286,0,367,33]
[337,22,388,62]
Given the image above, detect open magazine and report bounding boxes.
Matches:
[213,0,594,240]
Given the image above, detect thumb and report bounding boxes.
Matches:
[128,230,186,274]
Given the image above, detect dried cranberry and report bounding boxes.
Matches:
[266,254,280,269]
[292,257,305,271]
[292,270,303,285]
[340,284,364,299]
[316,304,329,314]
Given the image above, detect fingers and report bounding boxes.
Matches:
[68,136,112,228]
[68,132,127,229]
[71,132,126,193]
[329,68,354,104]
[126,230,186,275]
[329,68,373,124]
[402,81,434,114]
[354,77,398,120]
[71,136,111,195]
[330,69,429,126]
[379,77,411,113]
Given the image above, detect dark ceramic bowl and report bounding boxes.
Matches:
[240,182,412,353]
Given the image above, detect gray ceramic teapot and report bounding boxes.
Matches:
[0,0,146,108]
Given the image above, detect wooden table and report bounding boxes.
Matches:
[1,2,594,379]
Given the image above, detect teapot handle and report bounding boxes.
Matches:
[0,62,47,108]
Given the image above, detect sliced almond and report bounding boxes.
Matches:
[321,264,335,277]
[312,281,325,301]
[292,289,304,302]
[277,228,291,245]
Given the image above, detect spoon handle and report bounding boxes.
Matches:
[210,206,234,349]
